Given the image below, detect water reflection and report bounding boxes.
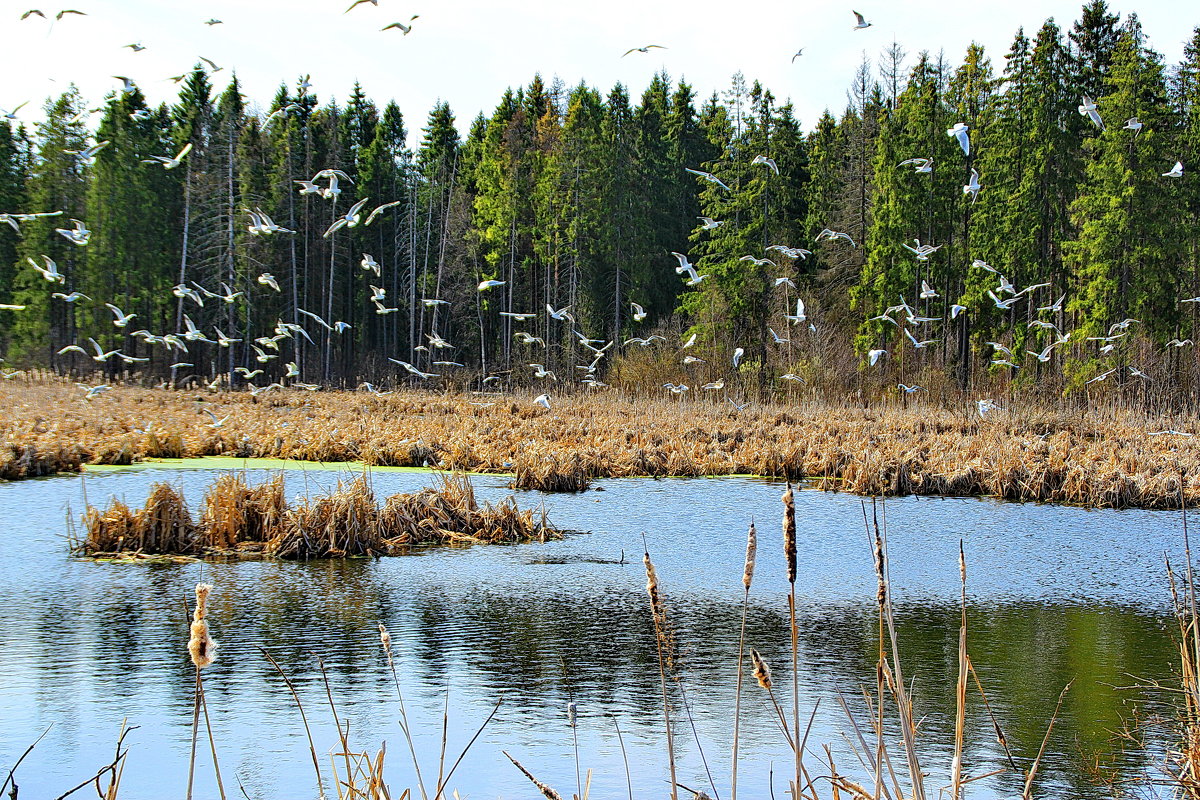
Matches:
[0,468,1186,799]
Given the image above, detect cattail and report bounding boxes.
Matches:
[644,551,664,622]
[378,622,392,652]
[782,483,796,584]
[750,648,772,690]
[742,521,757,591]
[566,700,577,729]
[187,582,217,669]
[873,524,887,609]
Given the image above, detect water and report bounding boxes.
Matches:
[0,464,1187,800]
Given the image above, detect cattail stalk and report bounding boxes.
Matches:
[732,521,756,800]
[379,622,430,800]
[185,582,225,800]
[644,547,679,800]
[782,484,801,798]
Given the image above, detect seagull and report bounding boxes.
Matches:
[198,56,223,73]
[852,10,872,29]
[64,140,110,166]
[902,239,942,260]
[204,18,222,25]
[987,290,1020,310]
[740,255,777,267]
[767,245,812,260]
[381,15,419,33]
[1164,161,1184,178]
[663,383,689,395]
[547,304,575,323]
[264,103,302,126]
[534,394,551,410]
[728,399,750,412]
[173,283,203,306]
[514,332,546,347]
[733,347,744,368]
[919,280,938,299]
[623,45,667,57]
[816,228,857,247]
[630,301,647,321]
[422,298,450,307]
[529,363,557,380]
[1149,429,1193,437]
[20,10,45,20]
[1027,344,1057,363]
[868,348,887,366]
[214,328,241,347]
[55,218,90,245]
[234,367,263,379]
[346,0,377,10]
[971,259,997,274]
[702,379,725,390]
[898,157,933,174]
[426,332,454,349]
[779,373,806,383]
[500,311,537,320]
[80,384,111,400]
[898,383,924,394]
[359,253,381,276]
[364,200,401,226]
[791,49,804,62]
[784,297,807,324]
[0,303,26,311]
[625,335,665,346]
[751,155,780,174]
[297,307,334,331]
[976,399,1001,417]
[904,328,936,349]
[478,279,507,291]
[203,409,231,428]
[323,198,371,237]
[1086,367,1119,384]
[124,42,145,52]
[769,327,789,344]
[1168,338,1194,348]
[684,167,729,191]
[1128,366,1152,380]
[1037,294,1064,313]
[86,338,119,362]
[52,291,90,302]
[774,277,797,289]
[697,216,724,230]
[1078,95,1103,130]
[679,266,706,285]
[55,9,85,20]
[682,333,697,348]
[251,345,277,362]
[104,303,135,327]
[947,123,970,156]
[963,169,981,202]
[257,273,281,292]
[682,355,705,365]
[27,255,64,283]
[1123,117,1143,134]
[295,179,323,196]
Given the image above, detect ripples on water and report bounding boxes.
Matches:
[0,465,1186,799]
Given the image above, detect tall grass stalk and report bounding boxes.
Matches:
[782,484,801,799]
[732,520,757,800]
[643,542,678,800]
[379,623,430,800]
[260,647,326,800]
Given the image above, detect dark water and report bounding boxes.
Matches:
[0,465,1187,800]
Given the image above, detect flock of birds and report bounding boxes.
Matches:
[0,6,1193,426]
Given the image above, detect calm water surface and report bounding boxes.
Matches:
[0,464,1188,799]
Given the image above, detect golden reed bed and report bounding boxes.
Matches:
[2,379,1199,508]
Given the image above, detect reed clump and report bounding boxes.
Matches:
[79,472,559,558]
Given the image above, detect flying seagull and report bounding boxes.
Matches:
[791,49,804,62]
[947,122,970,156]
[1078,95,1104,130]
[623,45,667,57]
[382,16,418,33]
[1164,161,1184,178]
[852,10,871,29]
[684,167,729,191]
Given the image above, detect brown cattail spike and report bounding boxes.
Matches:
[378,622,392,652]
[750,648,772,690]
[743,521,757,591]
[187,582,217,669]
[782,483,796,584]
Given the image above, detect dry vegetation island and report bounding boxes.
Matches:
[3,375,1199,509]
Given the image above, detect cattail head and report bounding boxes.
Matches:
[566,700,577,728]
[873,523,887,609]
[750,648,772,690]
[378,622,392,652]
[743,521,757,591]
[188,582,217,669]
[782,483,796,584]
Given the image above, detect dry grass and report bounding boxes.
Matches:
[79,472,558,558]
[7,376,1200,508]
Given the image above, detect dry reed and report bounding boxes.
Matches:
[80,472,558,558]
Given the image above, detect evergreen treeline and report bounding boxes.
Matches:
[1,2,1199,398]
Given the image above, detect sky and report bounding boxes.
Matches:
[0,0,1195,145]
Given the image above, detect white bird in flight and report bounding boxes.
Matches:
[623,44,667,57]
[751,155,780,175]
[1164,161,1184,178]
[478,279,507,291]
[898,157,933,174]
[1078,95,1104,130]
[947,123,970,156]
[963,169,981,202]
[852,10,872,29]
[684,167,729,191]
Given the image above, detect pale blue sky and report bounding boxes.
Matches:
[1,0,1194,143]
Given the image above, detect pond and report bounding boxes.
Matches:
[0,462,1188,800]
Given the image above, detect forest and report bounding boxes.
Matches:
[0,1,1198,400]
